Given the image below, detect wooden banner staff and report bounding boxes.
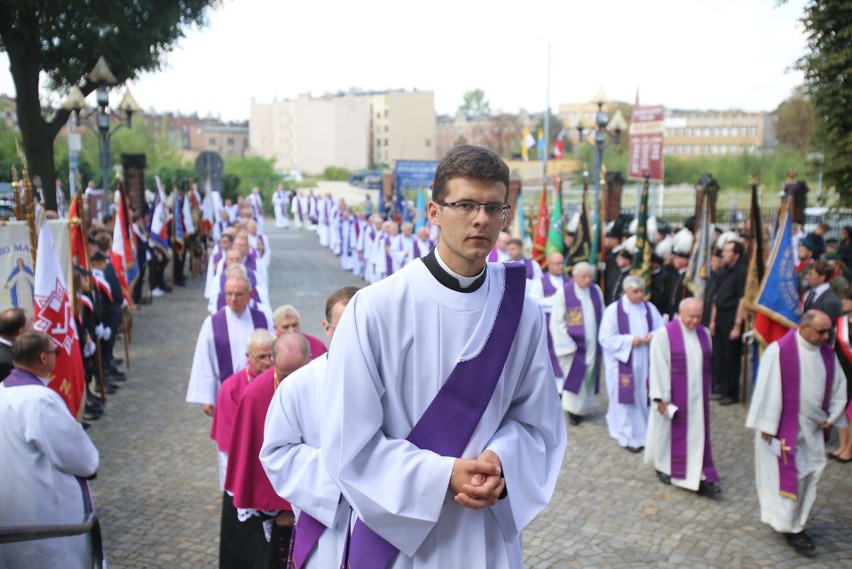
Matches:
[15,141,38,266]
[10,167,22,220]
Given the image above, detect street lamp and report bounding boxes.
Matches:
[61,56,142,191]
[588,88,625,269]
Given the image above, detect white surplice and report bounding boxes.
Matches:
[272,190,290,228]
[320,259,567,569]
[0,381,99,569]
[260,356,349,569]
[746,333,848,533]
[598,296,663,448]
[186,306,273,407]
[550,280,603,414]
[645,322,713,491]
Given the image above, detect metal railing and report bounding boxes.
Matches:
[0,512,104,569]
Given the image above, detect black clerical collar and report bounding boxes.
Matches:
[422,249,487,293]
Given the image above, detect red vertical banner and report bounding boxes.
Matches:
[628,104,665,183]
[33,224,86,417]
[531,190,549,268]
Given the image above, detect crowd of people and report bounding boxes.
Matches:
[3,143,851,567]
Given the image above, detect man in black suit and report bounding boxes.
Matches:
[803,260,842,343]
[710,240,747,405]
[0,308,28,381]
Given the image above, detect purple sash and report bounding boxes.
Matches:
[523,258,534,280]
[540,275,562,378]
[213,250,223,266]
[211,308,268,382]
[666,321,718,483]
[487,248,499,262]
[616,300,654,404]
[776,330,835,499]
[383,236,393,276]
[292,511,327,569]
[4,368,44,387]
[348,265,527,569]
[562,282,603,394]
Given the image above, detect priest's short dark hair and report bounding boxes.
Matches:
[432,145,510,203]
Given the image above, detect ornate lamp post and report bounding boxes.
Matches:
[61,56,142,191]
[588,88,626,269]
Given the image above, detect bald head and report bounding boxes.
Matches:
[678,298,703,331]
[799,309,832,346]
[547,253,564,276]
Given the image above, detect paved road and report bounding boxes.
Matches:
[88,225,852,568]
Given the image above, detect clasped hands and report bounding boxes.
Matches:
[449,450,504,510]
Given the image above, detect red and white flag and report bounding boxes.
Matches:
[112,189,134,306]
[33,224,86,416]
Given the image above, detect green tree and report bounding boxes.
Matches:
[774,86,816,156]
[223,155,279,207]
[0,0,218,209]
[780,0,852,201]
[459,89,490,118]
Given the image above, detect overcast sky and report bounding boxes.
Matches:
[0,0,808,121]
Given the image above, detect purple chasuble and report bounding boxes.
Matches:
[616,300,654,404]
[213,250,223,266]
[561,282,603,394]
[487,248,499,262]
[540,274,562,378]
[211,308,268,382]
[775,330,835,499]
[4,368,96,513]
[666,321,718,483]
[347,265,527,569]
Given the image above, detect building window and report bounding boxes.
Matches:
[731,127,738,136]
[720,145,727,155]
[384,109,389,118]
[685,128,692,136]
[721,127,728,137]
[676,144,683,153]
[750,126,757,135]
[712,127,720,137]
[384,138,388,146]
[666,145,674,153]
[685,145,692,154]
[702,144,709,154]
[227,137,234,146]
[425,139,431,147]
[702,127,710,137]
[694,144,700,154]
[677,128,683,137]
[208,137,216,147]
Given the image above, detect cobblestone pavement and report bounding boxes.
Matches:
[88,225,852,568]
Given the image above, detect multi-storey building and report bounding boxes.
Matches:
[249,89,434,173]
[435,110,524,159]
[662,110,775,157]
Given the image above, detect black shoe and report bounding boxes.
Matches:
[105,383,119,394]
[625,446,644,454]
[719,397,739,406]
[698,481,722,496]
[656,470,672,485]
[785,531,815,554]
[106,373,126,383]
[83,410,100,421]
[568,413,582,426]
[81,421,91,430]
[111,357,124,367]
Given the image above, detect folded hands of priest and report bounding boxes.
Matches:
[450,450,505,509]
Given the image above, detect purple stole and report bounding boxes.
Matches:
[487,248,499,262]
[4,369,96,513]
[348,266,526,569]
[213,250,223,267]
[296,199,304,221]
[561,282,603,394]
[383,236,393,276]
[523,258,534,280]
[244,255,257,272]
[412,239,432,259]
[666,321,718,483]
[616,300,654,404]
[775,330,835,499]
[275,192,287,216]
[211,308,268,382]
[540,274,563,378]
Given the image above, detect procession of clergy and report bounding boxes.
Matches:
[185,158,847,567]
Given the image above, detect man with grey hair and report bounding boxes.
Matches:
[599,275,663,452]
[550,261,604,425]
[187,274,273,417]
[224,333,312,568]
[0,331,99,568]
[272,304,327,360]
[646,298,721,496]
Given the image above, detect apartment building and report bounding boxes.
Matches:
[249,89,434,173]
[662,110,775,157]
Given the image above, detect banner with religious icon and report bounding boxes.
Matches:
[627,104,665,183]
[0,220,71,317]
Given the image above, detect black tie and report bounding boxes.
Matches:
[804,291,815,310]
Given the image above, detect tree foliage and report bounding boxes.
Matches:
[784,0,852,201]
[223,155,279,208]
[0,0,219,208]
[774,86,816,156]
[459,89,490,118]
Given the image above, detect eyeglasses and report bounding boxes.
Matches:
[44,348,61,355]
[811,327,832,335]
[437,200,509,219]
